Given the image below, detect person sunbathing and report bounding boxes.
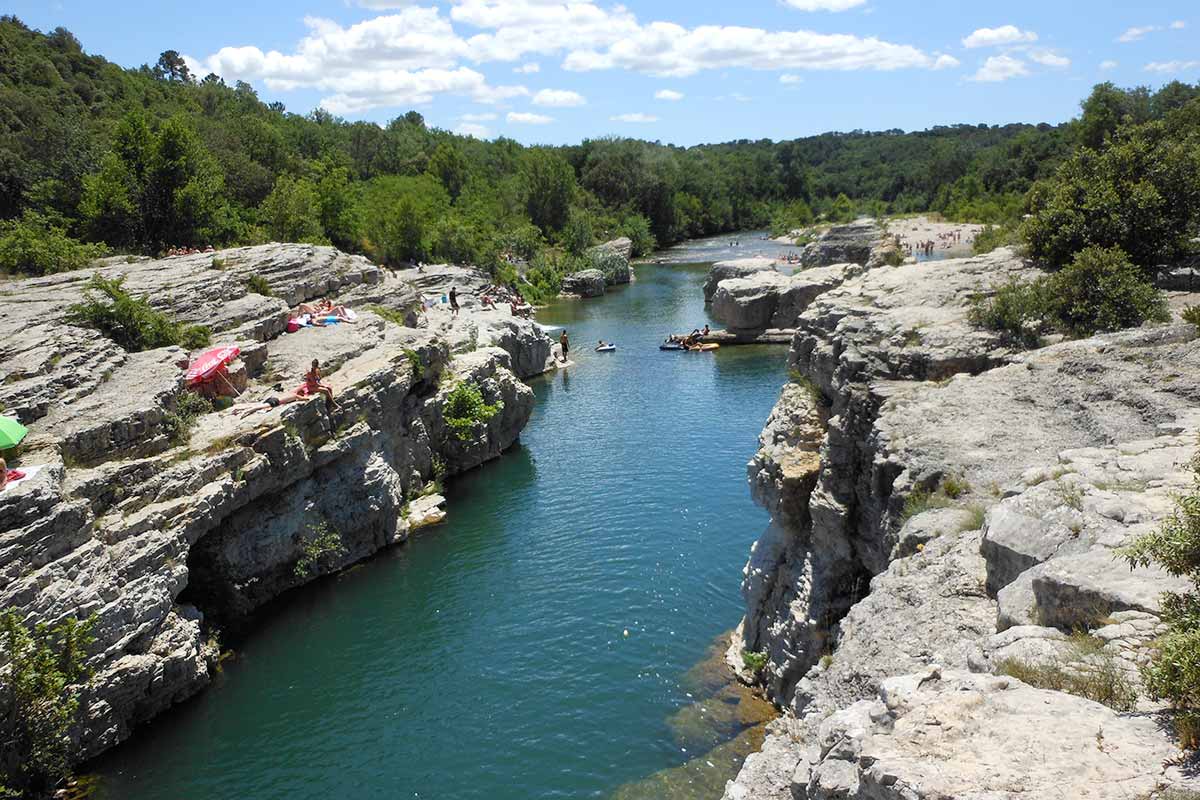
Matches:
[230,388,306,418]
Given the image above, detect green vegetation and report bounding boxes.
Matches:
[401,347,425,381]
[66,273,211,352]
[900,486,952,522]
[741,650,768,672]
[0,611,96,795]
[968,246,1168,347]
[293,520,347,579]
[0,210,106,276]
[940,474,971,500]
[245,274,271,296]
[442,381,502,441]
[1184,306,1200,327]
[161,390,212,446]
[972,223,1020,255]
[1122,447,1200,745]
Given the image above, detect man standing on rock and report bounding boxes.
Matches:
[559,329,570,363]
[449,286,460,315]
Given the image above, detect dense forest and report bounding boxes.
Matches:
[1,16,1198,302]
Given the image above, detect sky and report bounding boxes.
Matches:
[7,0,1199,146]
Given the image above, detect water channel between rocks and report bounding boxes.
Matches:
[93,233,798,800]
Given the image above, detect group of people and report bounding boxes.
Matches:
[478,283,534,319]
[164,245,216,257]
[898,229,968,258]
[231,358,338,418]
[666,325,711,349]
[779,252,803,264]
[288,298,358,331]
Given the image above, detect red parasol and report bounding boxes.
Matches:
[186,345,241,386]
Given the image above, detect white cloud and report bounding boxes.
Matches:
[188,2,961,114]
[655,88,685,100]
[779,73,803,84]
[1118,25,1158,43]
[1028,50,1070,68]
[1145,60,1200,73]
[507,111,554,124]
[455,122,491,138]
[460,112,497,121]
[933,54,960,69]
[1171,20,1187,29]
[1099,59,1118,70]
[781,0,867,11]
[611,112,658,122]
[961,25,1038,49]
[970,54,1030,82]
[532,88,586,106]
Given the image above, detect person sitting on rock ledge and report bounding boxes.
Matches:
[299,359,339,410]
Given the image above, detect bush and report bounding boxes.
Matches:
[161,391,213,446]
[1123,449,1200,726]
[442,381,502,441]
[973,223,1020,255]
[968,246,1166,346]
[1184,306,1200,327]
[617,214,656,257]
[66,273,211,352]
[294,520,347,578]
[0,612,96,794]
[245,274,271,296]
[741,650,768,672]
[1051,246,1168,336]
[995,652,1138,711]
[0,211,107,276]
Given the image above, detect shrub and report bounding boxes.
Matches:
[442,381,502,441]
[900,487,952,522]
[245,274,271,296]
[1183,306,1200,327]
[617,214,656,257]
[1123,453,1200,726]
[67,273,211,352]
[0,612,96,794]
[973,223,1020,255]
[588,249,628,284]
[161,391,213,446]
[1050,246,1168,336]
[941,474,971,499]
[0,210,107,276]
[741,650,769,672]
[293,520,347,578]
[401,347,425,381]
[968,246,1167,346]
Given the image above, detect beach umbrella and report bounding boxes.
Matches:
[185,345,241,386]
[0,416,28,450]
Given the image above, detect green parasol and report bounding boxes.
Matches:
[0,416,28,449]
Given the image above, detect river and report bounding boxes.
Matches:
[92,233,797,800]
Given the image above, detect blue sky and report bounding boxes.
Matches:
[8,0,1198,145]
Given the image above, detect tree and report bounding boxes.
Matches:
[1078,82,1151,149]
[0,612,96,794]
[522,149,574,234]
[0,210,107,276]
[560,209,594,256]
[1025,103,1200,271]
[152,49,192,83]
[258,175,326,243]
[426,142,468,201]
[829,193,855,223]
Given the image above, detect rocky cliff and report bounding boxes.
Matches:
[721,243,1200,798]
[0,244,547,766]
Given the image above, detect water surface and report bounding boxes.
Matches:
[93,235,788,800]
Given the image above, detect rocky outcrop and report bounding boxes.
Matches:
[725,244,1200,798]
[589,237,633,285]
[561,269,606,298]
[711,265,853,334]
[794,668,1186,800]
[704,258,778,304]
[801,220,882,268]
[0,244,539,765]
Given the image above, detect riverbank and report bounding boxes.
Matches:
[716,229,1200,798]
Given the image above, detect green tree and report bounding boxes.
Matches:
[142,117,233,248]
[426,142,468,201]
[560,209,594,255]
[258,174,326,243]
[829,193,855,223]
[0,210,107,276]
[617,213,656,257]
[152,49,192,82]
[522,149,574,234]
[1024,105,1200,271]
[0,612,96,794]
[316,166,359,249]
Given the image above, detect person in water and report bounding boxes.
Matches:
[559,329,570,362]
[301,358,339,410]
[702,324,710,336]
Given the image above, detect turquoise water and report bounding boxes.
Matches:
[92,236,791,799]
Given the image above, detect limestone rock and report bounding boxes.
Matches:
[712,272,792,332]
[561,269,607,298]
[704,258,777,304]
[799,669,1188,800]
[589,237,634,285]
[801,220,881,268]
